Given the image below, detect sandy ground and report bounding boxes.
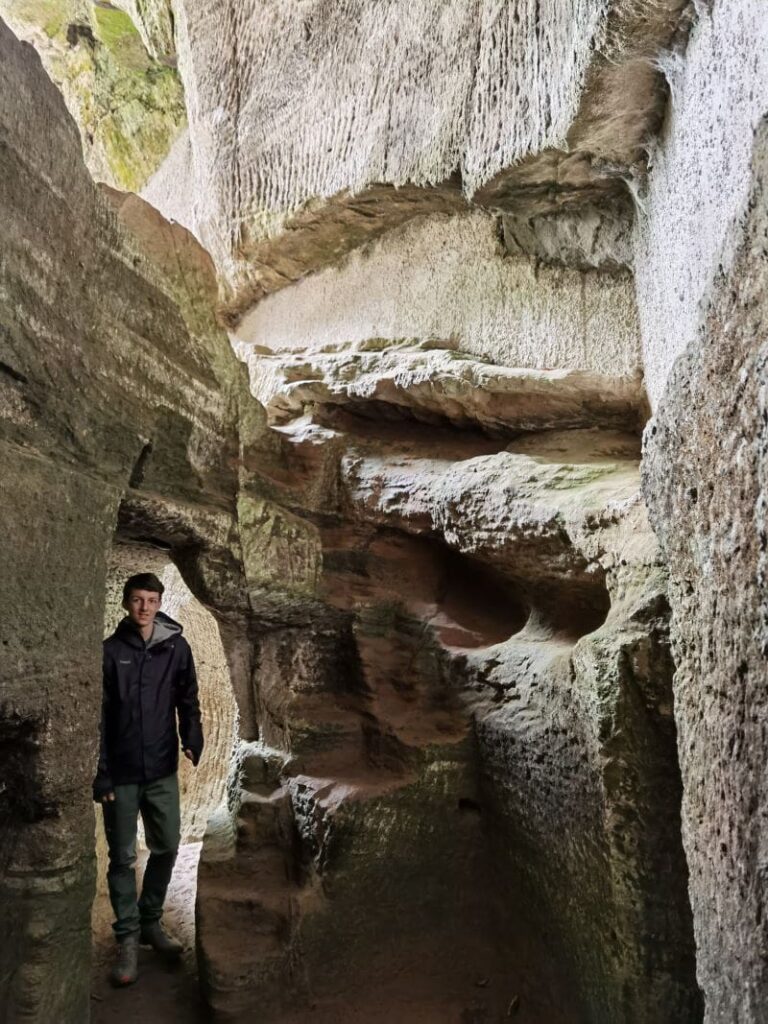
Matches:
[91,842,208,1023]
[90,844,529,1024]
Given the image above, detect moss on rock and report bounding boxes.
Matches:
[0,0,185,191]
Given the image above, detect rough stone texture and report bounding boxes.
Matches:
[0,0,185,191]
[4,0,768,1021]
[111,0,176,62]
[643,119,768,1022]
[633,0,768,409]
[0,19,245,1021]
[237,340,647,437]
[150,0,689,310]
[501,198,634,272]
[194,351,700,1020]
[233,211,643,381]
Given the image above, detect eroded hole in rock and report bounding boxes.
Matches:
[458,797,482,814]
[520,578,611,641]
[327,531,531,650]
[318,396,509,435]
[128,440,154,489]
[313,402,512,457]
[435,545,531,648]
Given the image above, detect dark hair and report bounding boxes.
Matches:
[122,572,165,603]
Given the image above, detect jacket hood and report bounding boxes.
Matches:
[112,610,183,649]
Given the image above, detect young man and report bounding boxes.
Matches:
[93,571,203,987]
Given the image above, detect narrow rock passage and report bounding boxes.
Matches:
[91,844,205,1023]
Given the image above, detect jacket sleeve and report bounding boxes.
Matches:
[92,649,115,801]
[176,640,204,765]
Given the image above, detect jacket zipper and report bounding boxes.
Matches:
[139,647,146,780]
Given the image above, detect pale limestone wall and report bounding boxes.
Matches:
[634,0,768,410]
[169,0,611,287]
[0,17,244,1017]
[642,119,768,1022]
[142,128,198,238]
[234,211,642,380]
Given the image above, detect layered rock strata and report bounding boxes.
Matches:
[194,344,700,1020]
[0,20,247,1021]
[4,1,768,1022]
[232,209,643,397]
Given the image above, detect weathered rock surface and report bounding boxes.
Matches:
[0,19,246,1021]
[232,211,643,383]
[193,324,700,1020]
[240,340,647,435]
[3,2,768,1023]
[198,0,689,314]
[111,0,175,62]
[634,0,768,409]
[643,118,768,1022]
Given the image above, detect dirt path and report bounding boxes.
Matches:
[89,844,528,1024]
[91,843,208,1023]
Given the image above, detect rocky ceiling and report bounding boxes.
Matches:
[4,0,691,317]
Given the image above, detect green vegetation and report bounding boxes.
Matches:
[0,0,185,191]
[93,4,147,70]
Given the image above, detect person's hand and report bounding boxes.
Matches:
[101,792,116,802]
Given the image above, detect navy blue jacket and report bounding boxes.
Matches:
[93,611,203,799]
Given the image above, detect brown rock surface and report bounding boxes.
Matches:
[193,341,700,1020]
[0,18,247,1021]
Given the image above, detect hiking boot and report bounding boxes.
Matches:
[140,920,183,957]
[110,934,139,987]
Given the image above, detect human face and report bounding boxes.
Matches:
[123,588,162,629]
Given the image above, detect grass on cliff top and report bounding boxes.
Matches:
[93,3,151,71]
[1,0,69,37]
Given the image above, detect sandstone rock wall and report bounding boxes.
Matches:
[4,1,768,1022]
[233,210,642,384]
[195,350,700,1019]
[0,18,246,1021]
[148,0,688,314]
[643,118,768,1022]
[169,2,702,1019]
[111,0,175,62]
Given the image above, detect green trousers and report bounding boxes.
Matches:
[102,773,181,940]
